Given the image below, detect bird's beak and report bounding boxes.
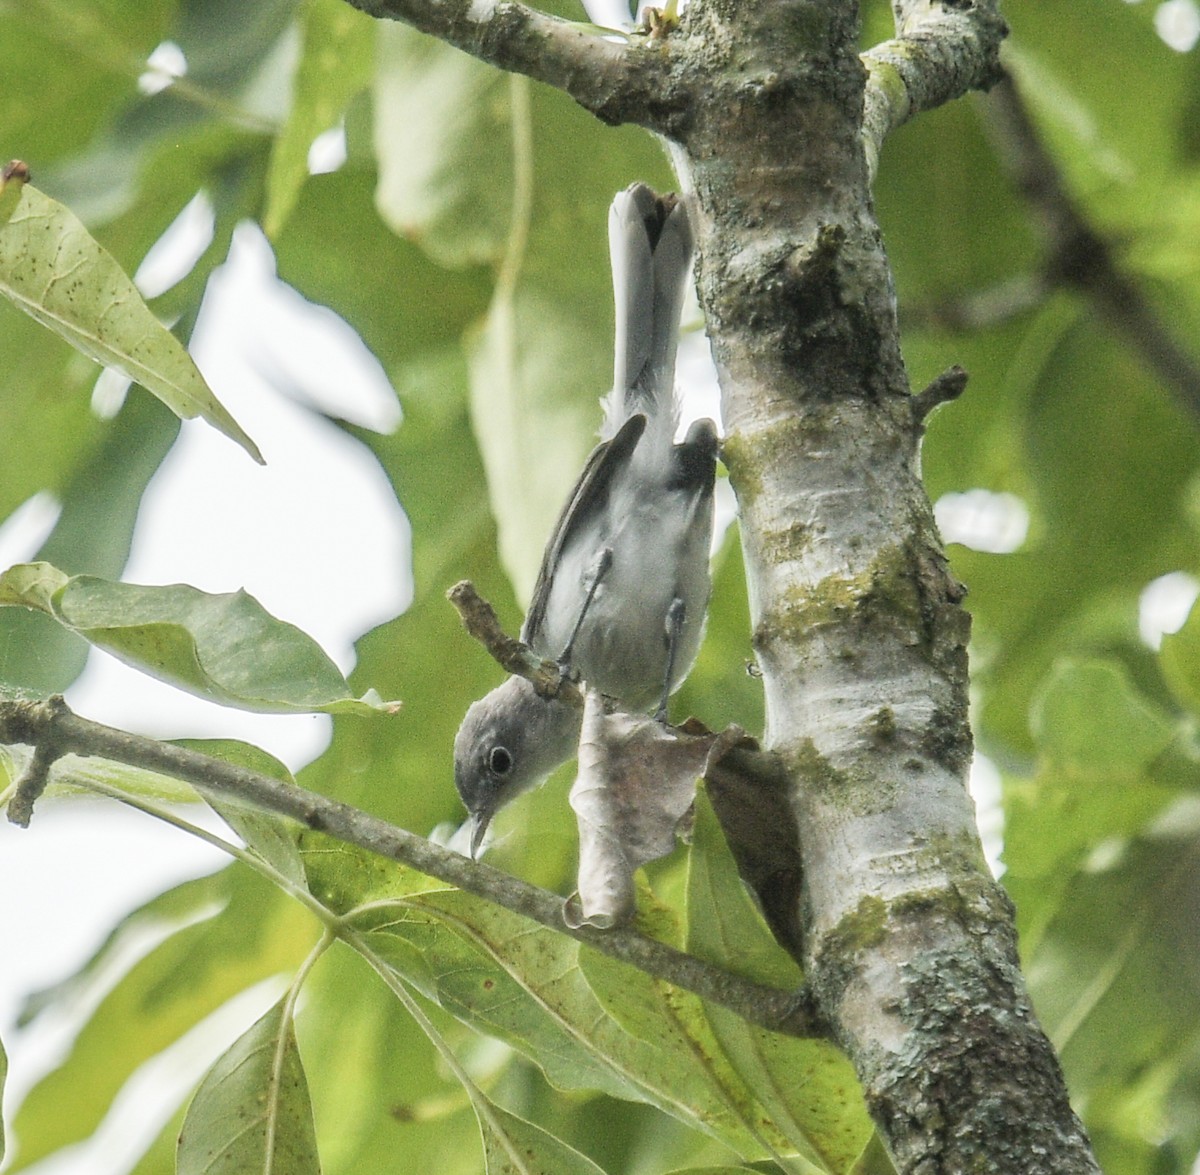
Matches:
[468,809,493,860]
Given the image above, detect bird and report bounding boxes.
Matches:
[454,182,718,858]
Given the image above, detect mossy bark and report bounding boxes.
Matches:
[344,0,1098,1166]
[668,1,1097,1169]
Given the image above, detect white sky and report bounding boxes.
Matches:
[0,212,410,1172]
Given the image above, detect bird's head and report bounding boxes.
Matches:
[453,675,581,857]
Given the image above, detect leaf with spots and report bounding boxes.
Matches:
[323,834,770,1155]
[0,169,261,462]
[177,999,320,1175]
[471,1097,609,1175]
[686,792,876,1172]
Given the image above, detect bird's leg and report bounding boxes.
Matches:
[656,597,686,723]
[558,547,613,668]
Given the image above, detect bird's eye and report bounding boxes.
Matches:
[489,746,513,776]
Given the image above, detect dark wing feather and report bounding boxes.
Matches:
[521,413,647,648]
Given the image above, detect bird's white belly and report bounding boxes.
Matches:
[535,489,709,710]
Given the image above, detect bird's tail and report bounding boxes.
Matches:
[600,183,694,442]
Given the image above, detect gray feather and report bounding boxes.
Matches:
[602,185,695,439]
[453,183,715,855]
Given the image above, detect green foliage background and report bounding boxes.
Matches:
[1,0,1200,1172]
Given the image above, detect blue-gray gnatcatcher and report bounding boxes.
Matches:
[454,183,718,857]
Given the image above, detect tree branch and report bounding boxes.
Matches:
[341,0,690,130]
[315,0,1096,1164]
[447,579,584,707]
[861,0,1008,181]
[4,696,68,827]
[902,271,1049,333]
[911,363,969,423]
[0,696,822,1040]
[983,72,1200,424]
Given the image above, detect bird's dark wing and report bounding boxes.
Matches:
[521,413,647,648]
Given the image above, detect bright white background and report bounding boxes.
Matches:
[0,191,412,1171]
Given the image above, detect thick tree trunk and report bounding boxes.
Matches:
[676,1,1098,1169]
[345,0,1102,1165]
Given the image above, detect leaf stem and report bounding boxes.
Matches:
[348,929,543,1173]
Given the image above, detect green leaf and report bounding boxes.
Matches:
[1006,6,1192,220]
[13,870,230,1028]
[263,0,374,238]
[176,740,308,886]
[675,528,765,736]
[0,562,67,611]
[877,98,1036,305]
[848,1132,900,1175]
[373,25,514,268]
[0,1,174,165]
[1004,660,1189,953]
[0,389,180,695]
[0,300,103,525]
[354,892,691,1109]
[686,789,802,991]
[471,1097,609,1175]
[171,0,298,101]
[571,942,773,1156]
[273,165,492,369]
[177,999,320,1175]
[0,178,261,462]
[11,871,313,1170]
[304,837,768,1157]
[297,945,481,1172]
[685,793,874,1173]
[0,563,395,714]
[1160,600,1200,719]
[1031,660,1175,777]
[174,738,297,787]
[1022,830,1200,1166]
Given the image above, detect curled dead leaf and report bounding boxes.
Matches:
[565,689,746,928]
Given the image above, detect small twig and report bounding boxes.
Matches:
[983,72,1200,425]
[8,742,61,828]
[912,364,969,424]
[4,694,71,827]
[2,159,31,186]
[860,0,1008,181]
[447,580,585,708]
[8,740,63,829]
[0,695,823,1039]
[902,272,1049,333]
[785,222,845,291]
